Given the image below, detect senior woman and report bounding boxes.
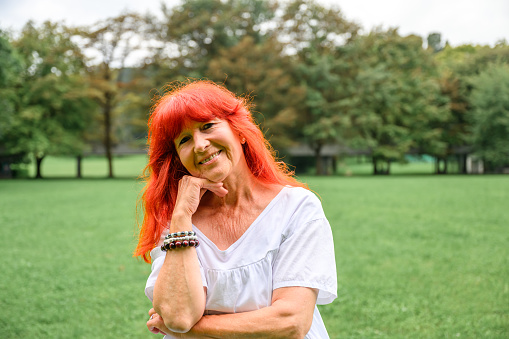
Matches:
[134,80,337,338]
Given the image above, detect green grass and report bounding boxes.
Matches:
[1,164,508,338]
[22,155,148,179]
[17,154,448,179]
[312,176,509,338]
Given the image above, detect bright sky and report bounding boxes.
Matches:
[0,0,508,46]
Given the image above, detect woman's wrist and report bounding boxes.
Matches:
[170,212,193,232]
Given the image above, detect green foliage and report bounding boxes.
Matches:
[469,63,509,170]
[431,42,509,173]
[1,176,508,338]
[74,13,149,177]
[0,31,23,87]
[3,1,509,177]
[3,22,95,172]
[154,0,274,80]
[0,31,23,156]
[206,35,300,149]
[345,29,449,173]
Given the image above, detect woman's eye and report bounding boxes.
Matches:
[179,136,190,145]
[202,123,214,130]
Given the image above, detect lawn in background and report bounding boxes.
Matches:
[18,154,451,179]
[22,154,148,178]
[1,162,508,338]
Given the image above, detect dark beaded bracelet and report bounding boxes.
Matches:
[161,239,200,252]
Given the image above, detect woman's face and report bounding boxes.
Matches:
[174,118,245,183]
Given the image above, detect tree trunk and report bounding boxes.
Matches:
[332,155,337,175]
[104,92,114,178]
[314,144,323,176]
[373,157,390,175]
[435,157,447,174]
[35,155,44,179]
[459,154,467,174]
[76,155,82,179]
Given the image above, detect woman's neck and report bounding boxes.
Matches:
[205,170,260,208]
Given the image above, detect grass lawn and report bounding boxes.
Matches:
[0,158,508,338]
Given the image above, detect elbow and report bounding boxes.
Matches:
[164,318,195,334]
[285,321,311,339]
[154,304,201,333]
[277,310,313,339]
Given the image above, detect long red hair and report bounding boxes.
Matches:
[134,80,307,263]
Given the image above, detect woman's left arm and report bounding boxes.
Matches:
[147,286,318,339]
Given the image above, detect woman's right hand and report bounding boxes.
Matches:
[173,175,228,217]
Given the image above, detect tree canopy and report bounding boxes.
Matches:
[1,0,508,177]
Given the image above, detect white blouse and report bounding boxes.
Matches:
[145,186,337,338]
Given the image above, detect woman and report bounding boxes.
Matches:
[135,80,337,338]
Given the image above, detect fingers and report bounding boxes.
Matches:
[147,312,166,335]
[206,184,228,197]
[175,176,229,216]
[181,175,228,197]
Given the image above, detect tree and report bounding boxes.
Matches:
[206,35,302,150]
[433,42,509,173]
[0,31,23,143]
[75,13,149,178]
[0,31,25,177]
[6,21,95,178]
[274,0,359,174]
[469,63,509,171]
[345,29,449,174]
[150,0,274,83]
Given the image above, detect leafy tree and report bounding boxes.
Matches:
[346,29,448,174]
[469,63,509,171]
[206,35,301,150]
[274,0,359,174]
[75,13,149,178]
[288,50,352,175]
[433,42,509,173]
[7,21,95,178]
[275,0,359,54]
[152,0,274,83]
[0,31,23,152]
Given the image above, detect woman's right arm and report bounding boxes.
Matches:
[152,176,227,333]
[152,213,205,333]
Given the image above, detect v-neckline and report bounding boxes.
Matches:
[193,186,288,254]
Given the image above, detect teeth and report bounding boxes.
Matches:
[200,151,220,164]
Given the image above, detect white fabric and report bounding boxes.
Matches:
[145,186,337,338]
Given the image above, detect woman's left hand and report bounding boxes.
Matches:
[147,308,170,336]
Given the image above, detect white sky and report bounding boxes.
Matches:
[0,0,508,46]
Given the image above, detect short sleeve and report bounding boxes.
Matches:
[272,216,337,305]
[145,247,208,302]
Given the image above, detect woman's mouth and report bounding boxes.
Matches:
[199,150,221,165]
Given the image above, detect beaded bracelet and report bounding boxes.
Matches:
[161,238,200,251]
[163,236,198,245]
[164,231,196,239]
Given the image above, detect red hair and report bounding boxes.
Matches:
[134,80,307,263]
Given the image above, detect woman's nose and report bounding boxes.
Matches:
[193,133,210,153]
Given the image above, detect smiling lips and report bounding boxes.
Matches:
[198,150,221,165]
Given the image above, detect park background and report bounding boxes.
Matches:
[1,0,508,337]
